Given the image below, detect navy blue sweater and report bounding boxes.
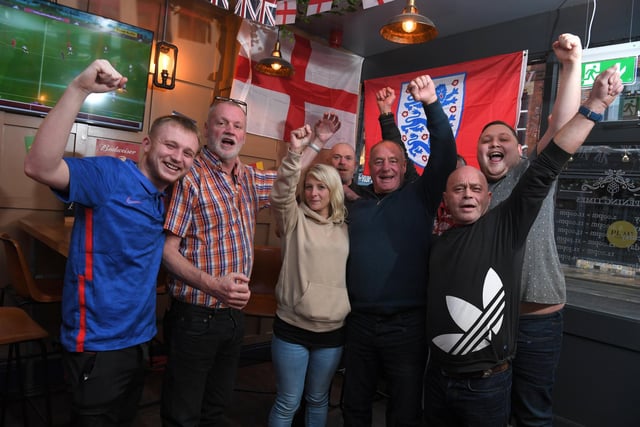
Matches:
[346,100,457,314]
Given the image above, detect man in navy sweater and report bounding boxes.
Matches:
[425,66,622,426]
[342,75,457,426]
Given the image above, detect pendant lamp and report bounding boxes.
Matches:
[256,28,294,77]
[380,0,438,44]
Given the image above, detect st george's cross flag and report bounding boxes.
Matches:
[306,0,334,16]
[275,0,297,25]
[231,20,364,148]
[362,0,395,9]
[362,51,527,174]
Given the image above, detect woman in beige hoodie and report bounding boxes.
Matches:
[268,121,350,427]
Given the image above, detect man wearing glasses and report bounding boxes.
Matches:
[160,97,339,426]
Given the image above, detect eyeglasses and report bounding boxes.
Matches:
[213,96,248,115]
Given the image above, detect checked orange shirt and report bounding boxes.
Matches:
[164,147,276,308]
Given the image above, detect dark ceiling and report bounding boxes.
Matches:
[292,0,587,57]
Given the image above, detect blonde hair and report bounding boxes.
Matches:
[300,163,347,224]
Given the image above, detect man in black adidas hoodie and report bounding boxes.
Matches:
[425,66,622,426]
[342,75,457,426]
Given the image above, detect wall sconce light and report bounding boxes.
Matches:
[256,28,294,78]
[153,0,178,89]
[153,41,178,89]
[380,0,438,44]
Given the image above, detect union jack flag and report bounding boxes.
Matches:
[232,0,277,26]
[209,0,229,10]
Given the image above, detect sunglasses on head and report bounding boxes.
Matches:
[213,96,248,115]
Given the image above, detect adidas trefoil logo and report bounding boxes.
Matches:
[433,268,505,356]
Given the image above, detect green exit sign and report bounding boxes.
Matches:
[581,56,638,87]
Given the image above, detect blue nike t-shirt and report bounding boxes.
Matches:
[55,156,164,352]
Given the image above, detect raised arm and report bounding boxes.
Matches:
[299,112,340,168]
[408,75,457,211]
[537,33,583,154]
[552,65,622,155]
[376,87,401,143]
[271,124,314,238]
[24,59,127,191]
[376,86,420,182]
[501,66,622,247]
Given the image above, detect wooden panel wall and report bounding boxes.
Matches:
[0,0,283,344]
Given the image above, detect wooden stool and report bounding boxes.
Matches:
[0,233,63,304]
[0,307,51,427]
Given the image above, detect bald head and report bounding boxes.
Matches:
[329,142,356,185]
[443,166,492,225]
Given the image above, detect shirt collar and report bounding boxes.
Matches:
[201,147,245,181]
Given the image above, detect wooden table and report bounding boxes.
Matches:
[19,215,73,258]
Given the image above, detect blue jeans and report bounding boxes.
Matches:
[342,309,427,427]
[425,363,512,427]
[511,310,563,427]
[268,335,343,427]
[161,300,244,427]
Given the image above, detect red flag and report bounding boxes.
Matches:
[231,20,363,148]
[363,51,526,174]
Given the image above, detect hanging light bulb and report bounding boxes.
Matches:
[270,60,282,72]
[380,0,438,44]
[401,18,417,33]
[256,28,294,78]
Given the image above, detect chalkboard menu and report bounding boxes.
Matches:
[555,145,640,277]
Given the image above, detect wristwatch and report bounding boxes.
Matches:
[578,105,603,122]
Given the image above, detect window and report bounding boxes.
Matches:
[554,41,640,293]
[555,144,640,287]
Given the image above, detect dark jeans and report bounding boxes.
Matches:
[62,344,146,427]
[424,363,512,427]
[511,310,563,427]
[342,309,427,427]
[161,299,245,427]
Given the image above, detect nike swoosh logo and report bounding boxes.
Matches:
[126,197,142,204]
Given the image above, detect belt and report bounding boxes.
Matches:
[170,298,232,315]
[441,361,510,379]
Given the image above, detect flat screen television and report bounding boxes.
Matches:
[0,0,154,131]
